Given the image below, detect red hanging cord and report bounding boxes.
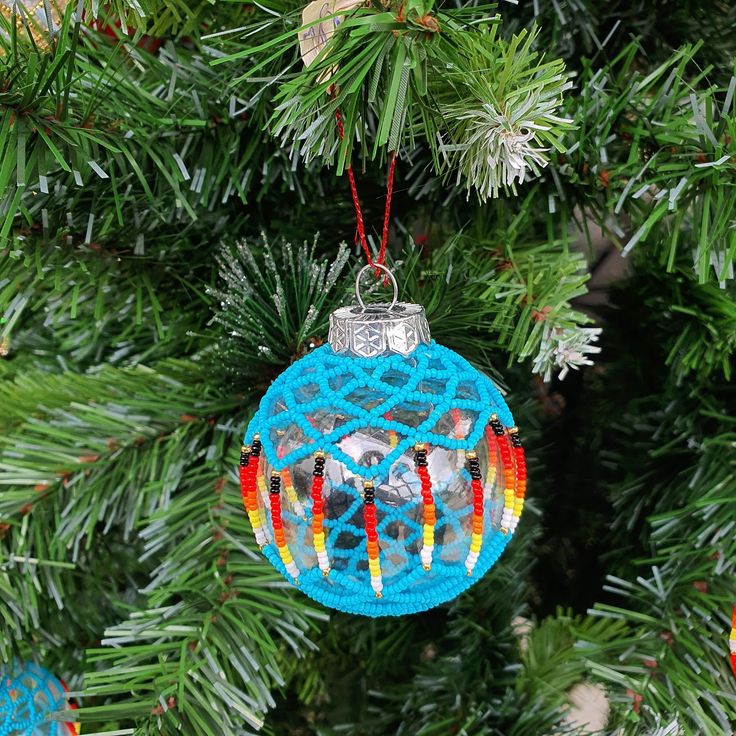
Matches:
[378,151,397,268]
[334,107,397,272]
[334,109,372,266]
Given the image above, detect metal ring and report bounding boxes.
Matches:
[355,263,398,310]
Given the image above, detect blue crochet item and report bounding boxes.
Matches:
[0,662,70,736]
[243,341,521,616]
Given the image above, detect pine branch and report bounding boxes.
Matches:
[77,447,326,735]
[562,42,736,285]
[209,234,352,395]
[399,210,596,381]
[224,1,572,199]
[0,7,292,250]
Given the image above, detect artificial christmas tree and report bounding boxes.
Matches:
[1,1,734,735]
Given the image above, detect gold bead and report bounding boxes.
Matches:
[509,426,519,434]
[322,568,331,577]
[423,564,431,571]
[375,591,383,599]
[500,527,509,535]
[466,450,478,460]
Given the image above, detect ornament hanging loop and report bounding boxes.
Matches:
[355,263,398,311]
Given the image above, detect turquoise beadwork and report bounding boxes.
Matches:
[0,662,73,735]
[243,341,521,616]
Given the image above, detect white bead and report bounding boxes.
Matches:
[465,551,479,565]
[371,577,383,593]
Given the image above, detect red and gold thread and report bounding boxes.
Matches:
[311,452,330,576]
[384,411,399,449]
[451,407,466,462]
[414,444,435,570]
[363,481,383,597]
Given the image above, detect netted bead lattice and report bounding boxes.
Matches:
[242,341,526,616]
[0,662,77,736]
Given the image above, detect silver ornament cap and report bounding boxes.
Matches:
[328,263,431,358]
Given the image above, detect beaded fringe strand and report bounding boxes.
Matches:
[414,444,436,571]
[311,452,330,576]
[363,481,383,597]
[269,472,300,582]
[464,451,484,575]
[239,436,268,547]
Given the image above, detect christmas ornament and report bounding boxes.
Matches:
[0,661,79,735]
[240,263,527,616]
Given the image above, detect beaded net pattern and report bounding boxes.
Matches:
[0,662,75,736]
[243,342,526,616]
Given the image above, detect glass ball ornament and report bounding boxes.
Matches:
[240,265,527,616]
[0,661,78,736]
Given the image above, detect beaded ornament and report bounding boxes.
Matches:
[0,662,78,736]
[240,265,527,616]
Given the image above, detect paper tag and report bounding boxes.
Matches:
[298,0,362,68]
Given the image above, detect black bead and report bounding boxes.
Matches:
[510,433,523,448]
